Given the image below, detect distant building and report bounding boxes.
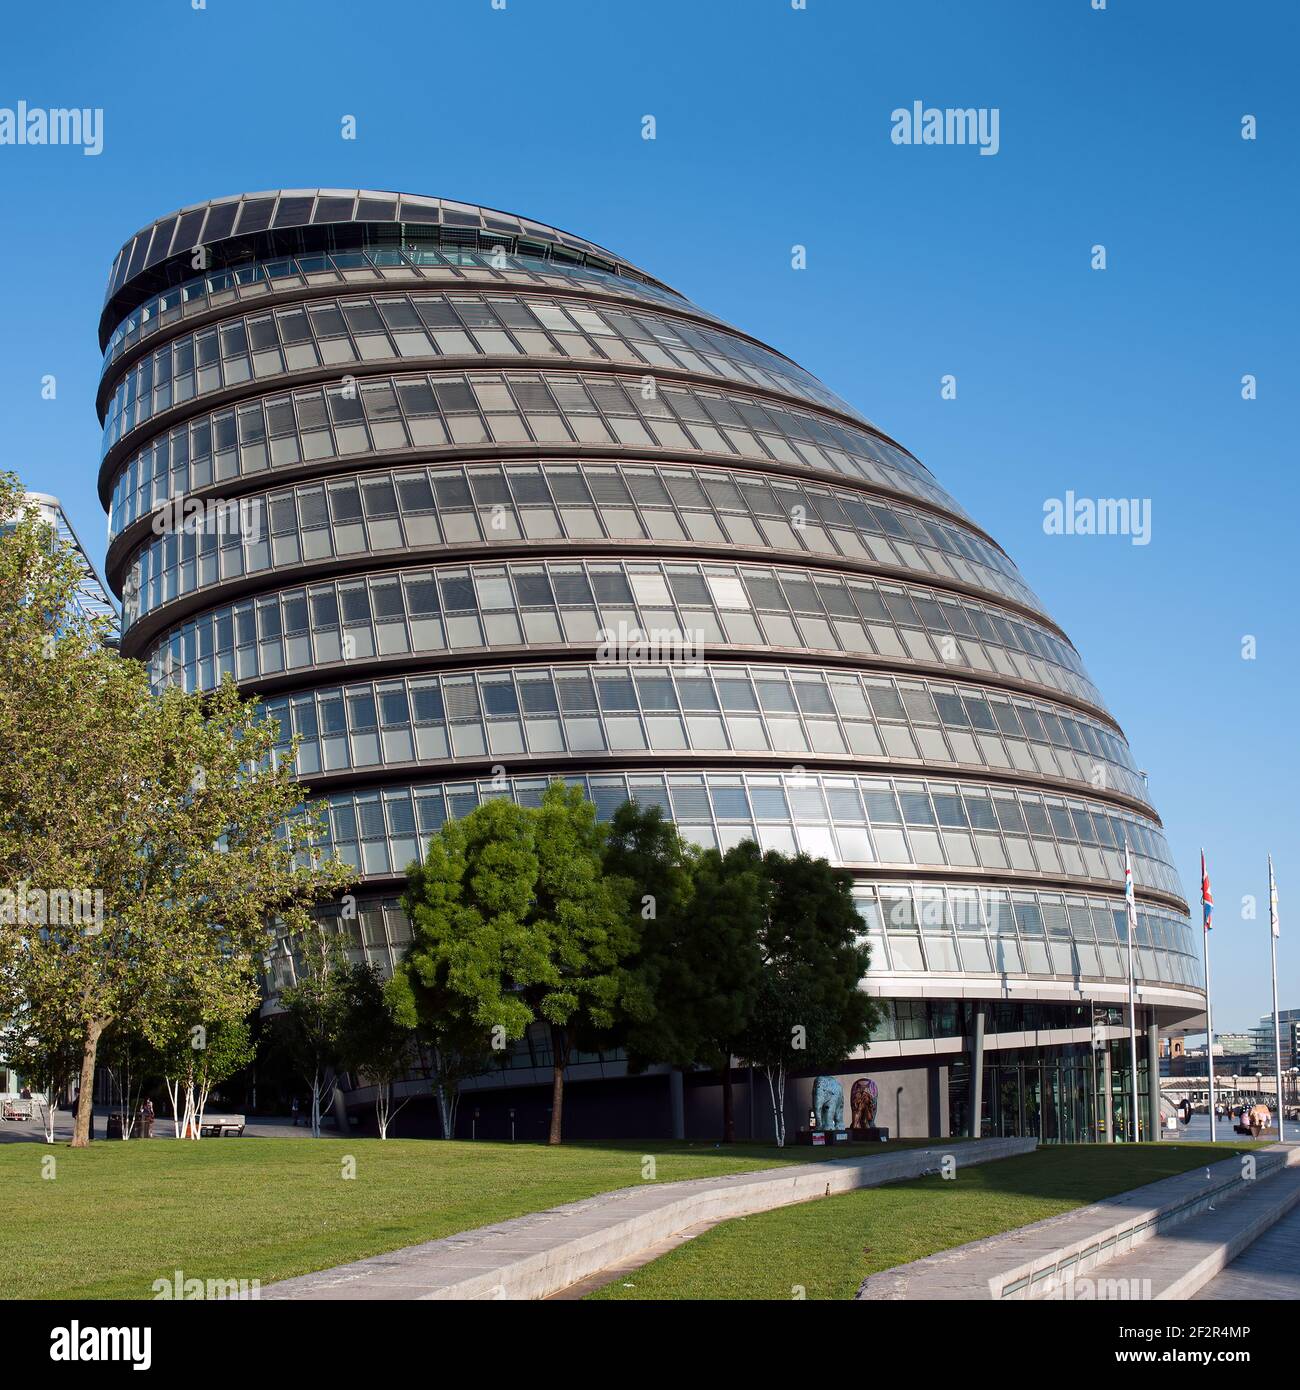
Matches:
[4,489,118,634]
[1249,1009,1300,1077]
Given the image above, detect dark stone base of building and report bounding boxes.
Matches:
[348,1056,948,1143]
[346,1032,1162,1145]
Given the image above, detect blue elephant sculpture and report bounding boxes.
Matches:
[812,1075,844,1131]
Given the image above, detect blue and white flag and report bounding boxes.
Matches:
[1124,841,1138,972]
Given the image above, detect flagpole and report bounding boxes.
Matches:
[1202,849,1217,1142]
[1269,855,1285,1142]
[1125,841,1141,1142]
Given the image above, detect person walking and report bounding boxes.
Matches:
[141,1097,155,1139]
[291,1096,300,1128]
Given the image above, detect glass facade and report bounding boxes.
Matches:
[234,665,1146,802]
[118,458,1040,630]
[99,191,1202,1135]
[104,366,965,540]
[100,289,866,455]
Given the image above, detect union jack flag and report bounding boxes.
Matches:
[1201,849,1213,932]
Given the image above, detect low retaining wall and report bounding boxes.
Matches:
[265,1136,1036,1301]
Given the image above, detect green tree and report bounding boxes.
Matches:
[385,966,494,1140]
[337,961,414,1139]
[739,851,878,1145]
[275,927,351,1137]
[0,475,350,1147]
[155,1021,202,1139]
[100,1025,150,1141]
[190,1017,256,1136]
[4,1012,80,1142]
[401,782,642,1144]
[609,811,767,1142]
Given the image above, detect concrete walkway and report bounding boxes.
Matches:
[263,1136,1035,1301]
[0,1110,333,1142]
[857,1143,1300,1301]
[1194,1198,1300,1301]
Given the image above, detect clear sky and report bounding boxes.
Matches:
[0,0,1293,1030]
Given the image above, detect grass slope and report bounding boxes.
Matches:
[1,1136,933,1300]
[587,1142,1264,1301]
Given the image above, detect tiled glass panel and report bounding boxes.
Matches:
[119,459,1042,627]
[140,551,1098,710]
[102,290,865,454]
[104,246,745,372]
[302,766,1182,900]
[108,369,964,544]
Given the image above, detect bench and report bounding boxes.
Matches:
[199,1115,246,1138]
[2,1101,32,1121]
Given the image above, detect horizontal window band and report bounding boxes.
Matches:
[106,451,1014,611]
[97,359,951,523]
[115,537,1076,680]
[277,743,1157,822]
[98,276,806,415]
[322,844,1187,919]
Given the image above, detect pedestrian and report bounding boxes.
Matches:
[291,1096,300,1127]
[142,1096,154,1139]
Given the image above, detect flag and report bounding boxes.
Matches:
[1269,855,1280,939]
[1201,849,1213,932]
[1124,840,1138,967]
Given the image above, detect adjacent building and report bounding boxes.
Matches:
[95,190,1205,1141]
[3,490,118,633]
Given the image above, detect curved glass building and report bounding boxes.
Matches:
[98,190,1203,1141]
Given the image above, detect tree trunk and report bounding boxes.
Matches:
[434,1081,452,1139]
[720,1060,736,1143]
[548,1025,569,1145]
[376,1082,389,1140]
[764,1066,787,1146]
[71,1020,105,1148]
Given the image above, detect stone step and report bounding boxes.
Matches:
[1193,1198,1300,1300]
[1056,1163,1300,1300]
[857,1144,1299,1301]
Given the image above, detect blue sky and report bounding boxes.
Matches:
[0,0,1293,1030]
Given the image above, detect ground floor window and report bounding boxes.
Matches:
[948,1042,1152,1143]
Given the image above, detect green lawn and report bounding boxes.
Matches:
[0,1135,938,1300]
[587,1142,1265,1301]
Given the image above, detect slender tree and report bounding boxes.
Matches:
[190,1018,256,1138]
[4,1013,80,1142]
[275,928,351,1138]
[337,962,414,1139]
[385,966,493,1140]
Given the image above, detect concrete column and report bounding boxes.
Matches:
[1102,1046,1114,1142]
[669,1068,685,1141]
[1147,1013,1161,1142]
[968,1005,986,1138]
